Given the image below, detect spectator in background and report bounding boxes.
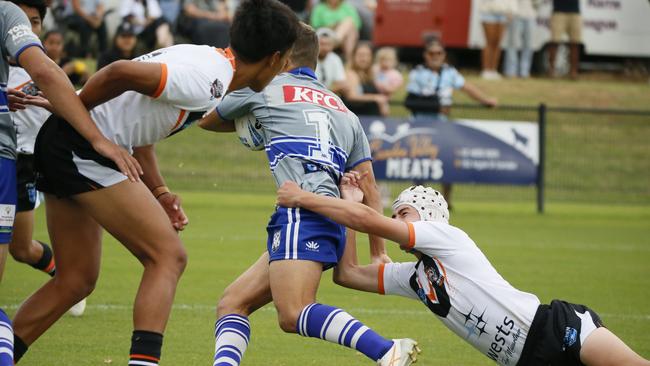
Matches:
[373,46,403,98]
[343,41,389,116]
[548,0,581,79]
[347,0,375,40]
[42,30,89,85]
[315,27,348,95]
[310,0,360,61]
[64,0,108,57]
[158,0,180,24]
[504,0,537,78]
[404,38,498,207]
[279,0,310,21]
[478,0,517,80]
[120,0,174,51]
[180,0,230,47]
[96,22,138,70]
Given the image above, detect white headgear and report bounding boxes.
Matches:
[392,186,450,223]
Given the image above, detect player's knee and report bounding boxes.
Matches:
[277,313,299,333]
[217,288,247,317]
[8,242,31,263]
[55,274,97,301]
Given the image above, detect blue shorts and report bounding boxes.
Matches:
[0,157,17,244]
[266,207,345,269]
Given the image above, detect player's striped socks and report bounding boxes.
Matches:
[0,309,13,366]
[297,303,394,361]
[129,330,163,366]
[31,241,56,276]
[213,314,250,366]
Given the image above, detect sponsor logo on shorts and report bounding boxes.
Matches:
[0,204,16,227]
[563,327,578,349]
[306,241,319,252]
[271,230,281,253]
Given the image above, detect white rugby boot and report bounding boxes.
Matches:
[377,338,421,366]
[67,298,87,317]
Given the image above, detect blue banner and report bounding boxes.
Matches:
[360,116,539,185]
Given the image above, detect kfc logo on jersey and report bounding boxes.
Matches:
[283,85,347,112]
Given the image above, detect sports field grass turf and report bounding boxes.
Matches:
[2,192,649,365]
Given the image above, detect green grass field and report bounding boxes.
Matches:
[2,192,649,365]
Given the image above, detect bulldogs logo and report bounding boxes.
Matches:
[211,79,224,99]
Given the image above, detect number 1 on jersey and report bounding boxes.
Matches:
[304,110,331,161]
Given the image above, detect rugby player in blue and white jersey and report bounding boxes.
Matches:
[199,24,419,366]
[277,176,650,366]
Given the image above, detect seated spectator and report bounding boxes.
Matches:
[158,0,181,24]
[120,0,174,50]
[310,0,360,61]
[96,22,139,70]
[64,0,108,58]
[42,30,89,86]
[347,0,374,40]
[343,41,389,116]
[179,0,230,47]
[315,28,348,95]
[373,46,403,98]
[405,37,498,208]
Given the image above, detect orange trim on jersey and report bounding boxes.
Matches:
[405,222,415,249]
[44,258,55,274]
[151,63,168,98]
[215,47,236,71]
[378,263,385,295]
[13,80,32,91]
[130,354,160,362]
[433,257,449,286]
[170,109,187,132]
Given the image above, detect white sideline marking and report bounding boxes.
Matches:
[1,303,649,321]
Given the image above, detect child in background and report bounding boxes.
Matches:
[373,47,403,98]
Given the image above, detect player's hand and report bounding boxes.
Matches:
[371,253,393,264]
[277,181,303,208]
[24,94,54,113]
[340,171,366,203]
[8,88,27,111]
[157,192,189,231]
[91,138,143,182]
[484,97,498,108]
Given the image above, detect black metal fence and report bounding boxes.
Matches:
[156,103,650,207]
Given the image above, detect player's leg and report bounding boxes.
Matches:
[74,179,187,366]
[12,194,102,363]
[270,259,410,364]
[214,252,272,366]
[0,308,13,366]
[0,247,6,283]
[9,211,54,276]
[580,328,650,366]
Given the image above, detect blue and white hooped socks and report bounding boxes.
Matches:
[0,309,13,366]
[296,303,394,361]
[214,314,251,366]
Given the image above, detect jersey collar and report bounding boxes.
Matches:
[288,67,317,80]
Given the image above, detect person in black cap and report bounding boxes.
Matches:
[96,22,138,70]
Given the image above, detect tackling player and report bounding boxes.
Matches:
[10,1,300,364]
[277,177,650,366]
[199,24,419,366]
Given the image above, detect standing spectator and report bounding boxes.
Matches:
[548,0,581,79]
[315,27,348,95]
[179,0,230,47]
[504,0,537,78]
[120,0,174,50]
[478,0,516,80]
[64,0,108,57]
[96,22,138,70]
[373,46,403,98]
[404,38,498,207]
[42,30,89,85]
[343,41,389,116]
[310,0,360,61]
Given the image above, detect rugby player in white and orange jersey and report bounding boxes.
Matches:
[199,24,419,366]
[277,176,650,366]
[11,1,300,364]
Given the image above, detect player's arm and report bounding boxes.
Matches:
[78,60,163,110]
[18,47,142,180]
[133,145,188,231]
[350,161,390,263]
[277,181,410,245]
[198,110,235,132]
[333,227,382,293]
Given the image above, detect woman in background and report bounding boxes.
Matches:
[310,0,360,61]
[96,22,138,70]
[504,0,538,78]
[344,41,389,116]
[479,0,516,80]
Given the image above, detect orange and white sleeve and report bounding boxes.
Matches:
[378,262,419,300]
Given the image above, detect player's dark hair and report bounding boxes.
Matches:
[290,23,318,70]
[9,0,47,21]
[43,29,63,42]
[230,0,300,63]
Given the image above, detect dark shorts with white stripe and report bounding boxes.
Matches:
[34,115,127,198]
[517,299,604,366]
